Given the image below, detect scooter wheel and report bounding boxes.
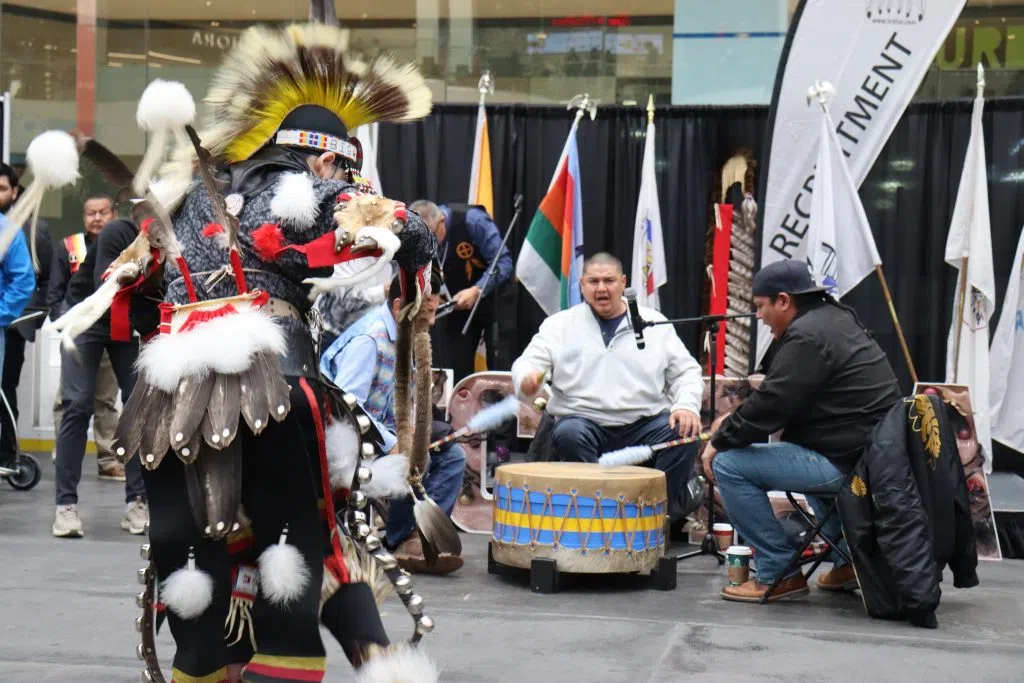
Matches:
[7,453,41,491]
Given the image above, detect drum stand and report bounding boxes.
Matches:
[636,311,755,591]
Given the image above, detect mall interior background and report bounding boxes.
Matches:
[0,0,1021,240]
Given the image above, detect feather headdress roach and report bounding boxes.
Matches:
[194,22,431,165]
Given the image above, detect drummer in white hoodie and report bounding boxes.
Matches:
[513,252,704,519]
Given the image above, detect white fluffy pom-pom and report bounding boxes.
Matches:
[26,130,80,188]
[258,536,310,606]
[355,645,440,683]
[137,79,196,130]
[325,420,361,490]
[363,455,412,499]
[160,565,215,621]
[271,172,319,227]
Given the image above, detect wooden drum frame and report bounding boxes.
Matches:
[488,462,677,592]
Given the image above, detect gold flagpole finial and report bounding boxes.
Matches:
[646,95,655,124]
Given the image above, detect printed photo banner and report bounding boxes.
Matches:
[753,0,968,367]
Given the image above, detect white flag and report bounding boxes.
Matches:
[630,119,667,310]
[806,103,881,298]
[944,78,996,473]
[989,226,1024,454]
[353,123,382,194]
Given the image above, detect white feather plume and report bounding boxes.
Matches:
[467,394,520,433]
[160,566,214,620]
[134,79,196,197]
[598,445,654,468]
[355,645,440,683]
[363,455,412,499]
[258,541,310,606]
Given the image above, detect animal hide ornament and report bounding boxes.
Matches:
[701,149,758,377]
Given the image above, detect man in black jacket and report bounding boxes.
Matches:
[702,259,901,603]
[51,217,150,538]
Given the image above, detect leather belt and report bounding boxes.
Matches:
[264,297,303,321]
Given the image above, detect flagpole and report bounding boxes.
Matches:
[809,82,919,384]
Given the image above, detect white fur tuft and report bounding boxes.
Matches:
[467,394,520,433]
[26,130,80,188]
[598,445,654,468]
[160,566,214,620]
[326,420,361,489]
[136,309,285,392]
[137,79,196,130]
[271,172,319,227]
[363,455,412,499]
[258,542,310,606]
[355,645,440,683]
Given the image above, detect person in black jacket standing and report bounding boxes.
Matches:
[0,163,52,466]
[701,259,901,604]
[51,217,150,538]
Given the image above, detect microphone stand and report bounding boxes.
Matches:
[637,310,756,569]
[460,194,524,336]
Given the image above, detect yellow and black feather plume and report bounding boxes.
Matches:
[196,22,432,165]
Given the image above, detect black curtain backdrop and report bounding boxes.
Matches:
[376,99,1022,406]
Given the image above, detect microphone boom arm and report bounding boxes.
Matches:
[460,194,524,336]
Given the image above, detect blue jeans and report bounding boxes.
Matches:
[712,442,848,584]
[551,412,700,520]
[386,443,466,548]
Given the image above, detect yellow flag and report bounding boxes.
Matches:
[468,103,494,216]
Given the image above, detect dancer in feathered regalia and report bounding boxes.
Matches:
[40,20,449,683]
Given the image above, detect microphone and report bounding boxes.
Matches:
[624,287,645,350]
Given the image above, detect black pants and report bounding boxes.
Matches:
[0,328,26,459]
[144,378,329,681]
[294,378,390,665]
[431,308,495,385]
[54,332,144,505]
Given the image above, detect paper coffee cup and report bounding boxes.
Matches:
[726,545,753,586]
[712,523,734,551]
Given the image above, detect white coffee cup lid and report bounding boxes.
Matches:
[726,545,752,556]
[713,523,733,531]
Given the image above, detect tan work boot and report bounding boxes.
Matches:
[392,534,463,575]
[817,563,859,592]
[122,497,149,535]
[721,573,809,603]
[98,458,126,481]
[53,505,84,538]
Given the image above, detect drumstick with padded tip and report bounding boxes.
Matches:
[598,433,712,467]
[429,394,521,451]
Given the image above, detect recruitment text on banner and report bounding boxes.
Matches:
[754,0,968,367]
[944,65,996,473]
[630,98,667,311]
[516,120,584,316]
[989,226,1024,455]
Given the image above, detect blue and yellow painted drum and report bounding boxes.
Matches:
[491,462,667,573]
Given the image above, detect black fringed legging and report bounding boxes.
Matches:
[142,379,327,682]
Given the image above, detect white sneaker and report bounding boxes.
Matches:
[122,497,149,535]
[53,505,84,538]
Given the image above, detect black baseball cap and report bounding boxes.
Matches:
[751,259,829,297]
